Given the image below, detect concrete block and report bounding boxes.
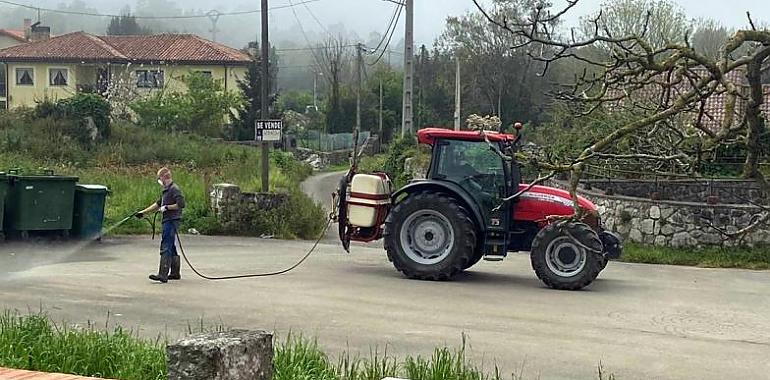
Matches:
[167,329,273,380]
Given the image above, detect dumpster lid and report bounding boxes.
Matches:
[76,184,108,193]
[9,174,79,181]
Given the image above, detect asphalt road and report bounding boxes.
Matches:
[0,171,767,379]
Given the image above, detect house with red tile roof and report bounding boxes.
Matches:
[607,67,770,134]
[0,28,27,48]
[0,29,253,109]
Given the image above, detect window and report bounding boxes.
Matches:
[15,68,33,86]
[136,70,164,88]
[49,68,68,86]
[434,139,506,207]
[196,71,212,79]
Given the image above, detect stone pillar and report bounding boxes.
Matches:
[210,184,241,217]
[167,330,273,380]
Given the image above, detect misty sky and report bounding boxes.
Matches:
[296,0,767,44]
[7,0,770,47]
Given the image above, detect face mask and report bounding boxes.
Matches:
[158,179,164,187]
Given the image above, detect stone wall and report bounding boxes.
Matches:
[210,184,289,235]
[547,181,770,248]
[593,195,770,247]
[582,178,767,204]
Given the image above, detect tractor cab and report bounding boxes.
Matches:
[337,125,623,291]
[419,128,519,260]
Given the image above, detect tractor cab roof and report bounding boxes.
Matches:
[416,128,514,145]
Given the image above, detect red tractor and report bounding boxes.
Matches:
[336,127,622,290]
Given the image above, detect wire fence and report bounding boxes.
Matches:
[297,131,371,152]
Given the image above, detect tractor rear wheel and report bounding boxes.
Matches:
[384,192,476,280]
[530,222,603,290]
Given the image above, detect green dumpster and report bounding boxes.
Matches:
[0,172,7,241]
[4,170,79,237]
[72,184,108,240]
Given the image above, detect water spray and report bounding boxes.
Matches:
[101,210,333,280]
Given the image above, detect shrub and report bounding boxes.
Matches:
[34,93,111,144]
[130,72,243,137]
[218,190,326,240]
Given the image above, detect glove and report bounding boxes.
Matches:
[134,211,144,219]
[160,205,168,213]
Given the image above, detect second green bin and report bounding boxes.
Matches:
[72,184,109,240]
[0,172,7,240]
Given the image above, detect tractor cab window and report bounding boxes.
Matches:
[434,139,506,201]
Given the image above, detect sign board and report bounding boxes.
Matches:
[255,119,283,142]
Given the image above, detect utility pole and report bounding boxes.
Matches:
[260,0,270,193]
[400,0,413,137]
[207,10,221,42]
[379,78,383,152]
[453,56,461,131]
[355,43,364,154]
[313,72,318,111]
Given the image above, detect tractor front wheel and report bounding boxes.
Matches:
[384,192,476,280]
[530,222,603,290]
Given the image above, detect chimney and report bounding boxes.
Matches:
[23,18,31,40]
[29,22,50,42]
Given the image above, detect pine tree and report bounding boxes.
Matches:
[106,13,151,35]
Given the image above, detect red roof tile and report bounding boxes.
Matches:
[0,29,27,42]
[100,34,250,63]
[0,31,251,64]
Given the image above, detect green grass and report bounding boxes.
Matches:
[621,243,770,270]
[0,312,617,380]
[0,119,325,239]
[0,311,165,380]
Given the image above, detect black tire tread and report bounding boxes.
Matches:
[530,222,603,290]
[384,192,476,281]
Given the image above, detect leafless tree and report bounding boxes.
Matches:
[472,0,770,237]
[316,35,352,133]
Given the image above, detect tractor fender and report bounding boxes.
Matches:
[392,180,486,233]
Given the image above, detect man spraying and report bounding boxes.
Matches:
[136,167,186,283]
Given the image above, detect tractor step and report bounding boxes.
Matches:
[483,254,506,262]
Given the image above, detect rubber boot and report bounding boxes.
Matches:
[169,256,181,280]
[149,256,170,283]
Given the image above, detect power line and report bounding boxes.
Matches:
[275,44,357,52]
[287,0,325,71]
[370,2,400,53]
[301,0,331,37]
[368,1,403,66]
[276,45,401,55]
[0,0,322,20]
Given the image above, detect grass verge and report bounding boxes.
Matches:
[0,121,326,239]
[621,243,770,270]
[0,311,617,380]
[0,311,165,380]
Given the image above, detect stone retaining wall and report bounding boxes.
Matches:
[210,184,289,235]
[582,178,767,204]
[548,181,770,248]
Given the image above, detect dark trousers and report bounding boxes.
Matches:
[160,220,179,258]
